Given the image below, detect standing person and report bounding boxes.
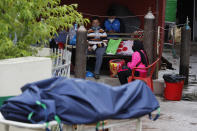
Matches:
[54,29,67,49]
[87,17,108,79]
[117,40,149,85]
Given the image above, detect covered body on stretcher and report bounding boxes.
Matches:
[0,77,159,131]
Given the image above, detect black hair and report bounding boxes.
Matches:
[132,40,144,52]
[132,40,149,66]
[107,9,116,16]
[91,16,100,23]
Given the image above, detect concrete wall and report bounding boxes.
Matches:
[63,0,166,59]
[36,48,51,57]
[62,0,166,29]
[153,79,164,96]
[0,57,52,96]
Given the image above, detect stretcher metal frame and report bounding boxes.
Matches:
[0,113,142,131]
[63,118,142,131]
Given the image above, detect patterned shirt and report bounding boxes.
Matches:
[87,27,108,50]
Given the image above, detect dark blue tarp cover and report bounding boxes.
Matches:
[0,77,159,124]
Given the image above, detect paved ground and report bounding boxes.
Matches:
[84,44,197,131]
[84,77,197,131]
[160,44,197,100]
[85,76,197,131]
[111,97,197,131]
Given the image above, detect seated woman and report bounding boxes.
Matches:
[118,40,148,85]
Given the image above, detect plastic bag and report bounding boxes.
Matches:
[116,40,133,55]
[106,39,122,55]
[109,59,125,77]
[69,35,76,45]
[163,74,185,83]
[69,24,78,45]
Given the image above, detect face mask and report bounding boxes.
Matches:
[108,19,115,23]
[92,26,100,30]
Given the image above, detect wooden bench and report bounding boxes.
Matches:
[67,32,144,71]
[67,33,141,59]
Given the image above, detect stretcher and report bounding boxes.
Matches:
[0,112,142,131]
[0,78,159,131]
[0,113,58,131]
[63,118,142,131]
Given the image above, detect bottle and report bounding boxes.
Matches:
[69,24,78,45]
[74,24,78,31]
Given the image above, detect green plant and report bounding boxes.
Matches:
[0,0,89,59]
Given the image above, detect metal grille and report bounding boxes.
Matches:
[51,48,72,78]
[50,34,72,78]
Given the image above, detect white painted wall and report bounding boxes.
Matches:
[0,57,52,96]
[36,47,51,57]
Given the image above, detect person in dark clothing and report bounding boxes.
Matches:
[104,9,124,33]
[118,40,149,85]
[49,38,58,52]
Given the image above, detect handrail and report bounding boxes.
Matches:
[107,37,139,40]
[107,33,134,36]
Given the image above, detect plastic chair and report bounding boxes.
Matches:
[128,58,161,92]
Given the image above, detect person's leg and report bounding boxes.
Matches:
[134,71,140,77]
[94,47,106,76]
[118,69,132,85]
[118,67,141,84]
[87,50,95,71]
